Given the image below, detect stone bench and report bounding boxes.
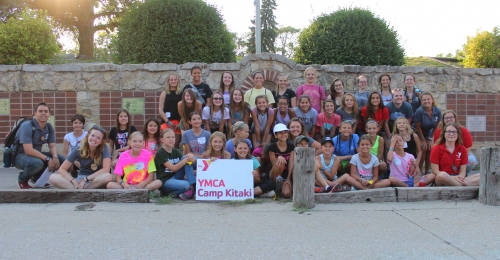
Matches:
[0,189,149,203]
[315,188,397,203]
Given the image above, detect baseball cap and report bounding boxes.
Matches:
[273,123,289,134]
[294,135,308,145]
[321,137,334,145]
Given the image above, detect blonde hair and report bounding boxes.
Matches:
[207,132,228,157]
[79,127,108,171]
[303,67,317,84]
[392,117,414,135]
[421,92,438,107]
[165,74,182,95]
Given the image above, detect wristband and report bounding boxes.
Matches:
[321,167,327,171]
[69,178,74,182]
[389,148,394,151]
[119,180,123,185]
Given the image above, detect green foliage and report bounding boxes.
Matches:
[247,0,278,54]
[295,7,405,66]
[0,8,59,64]
[220,198,264,206]
[116,0,235,64]
[404,57,447,67]
[458,27,500,68]
[276,26,300,58]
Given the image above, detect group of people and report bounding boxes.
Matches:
[9,67,479,200]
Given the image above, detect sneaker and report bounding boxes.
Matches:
[324,186,332,193]
[179,189,194,201]
[314,187,324,193]
[260,190,275,198]
[329,183,343,193]
[18,181,32,189]
[29,179,50,189]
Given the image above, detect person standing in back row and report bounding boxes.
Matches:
[183,66,213,107]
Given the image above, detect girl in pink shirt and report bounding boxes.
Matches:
[296,67,326,113]
[142,118,161,155]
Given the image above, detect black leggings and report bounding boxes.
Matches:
[255,180,275,193]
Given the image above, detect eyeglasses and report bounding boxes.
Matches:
[445,131,457,135]
[92,125,106,133]
[334,84,343,87]
[444,117,455,120]
[213,97,223,101]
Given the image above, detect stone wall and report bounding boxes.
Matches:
[1,53,499,161]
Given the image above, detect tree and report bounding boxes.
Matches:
[0,0,139,58]
[116,0,235,64]
[457,27,500,68]
[247,0,278,54]
[295,7,405,66]
[0,8,59,64]
[275,26,300,58]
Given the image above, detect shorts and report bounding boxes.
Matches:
[449,174,459,177]
[161,119,181,134]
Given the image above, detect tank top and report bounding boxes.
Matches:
[369,135,380,156]
[404,134,417,158]
[275,108,291,125]
[163,90,182,121]
[319,154,336,180]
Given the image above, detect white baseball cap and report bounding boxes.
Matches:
[273,123,289,134]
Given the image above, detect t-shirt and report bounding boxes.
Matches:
[244,87,275,109]
[389,152,415,182]
[267,142,295,179]
[336,108,358,123]
[350,154,379,180]
[183,83,213,106]
[380,92,393,105]
[163,91,182,121]
[296,84,326,113]
[180,129,212,156]
[404,88,422,113]
[355,92,370,108]
[202,107,230,130]
[66,145,111,176]
[414,106,442,139]
[144,140,159,155]
[386,101,414,131]
[333,134,359,156]
[293,107,318,134]
[223,90,231,105]
[64,131,88,155]
[271,89,296,108]
[15,119,56,154]
[230,104,251,125]
[316,113,341,135]
[359,107,390,132]
[252,107,275,133]
[114,149,156,185]
[108,125,138,151]
[225,139,253,158]
[430,143,468,175]
[154,147,184,182]
[433,126,473,148]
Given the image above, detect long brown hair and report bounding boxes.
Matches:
[115,109,132,134]
[219,71,235,93]
[341,92,359,116]
[286,118,307,142]
[229,89,249,123]
[437,110,459,131]
[208,92,226,125]
[142,118,161,146]
[366,91,385,119]
[180,89,197,122]
[434,122,463,146]
[79,127,108,171]
[234,138,252,159]
[329,78,345,100]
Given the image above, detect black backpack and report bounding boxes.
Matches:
[4,117,36,164]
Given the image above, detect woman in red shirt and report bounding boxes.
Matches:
[430,122,479,186]
[359,91,389,136]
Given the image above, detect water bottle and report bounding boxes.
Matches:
[3,147,11,168]
[407,176,414,187]
[275,175,283,198]
[419,175,426,187]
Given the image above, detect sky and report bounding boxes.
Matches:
[206,0,500,57]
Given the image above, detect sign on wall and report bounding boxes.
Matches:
[122,97,144,115]
[196,159,253,201]
[466,116,486,132]
[0,99,10,115]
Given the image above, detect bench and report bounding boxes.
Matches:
[0,189,149,203]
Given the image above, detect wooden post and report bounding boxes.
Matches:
[479,147,500,206]
[293,147,316,209]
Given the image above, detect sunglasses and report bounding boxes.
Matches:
[213,97,223,101]
[92,125,106,134]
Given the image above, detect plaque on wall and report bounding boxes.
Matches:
[466,116,486,132]
[0,99,10,115]
[122,97,145,115]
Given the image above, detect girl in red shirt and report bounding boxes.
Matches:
[359,91,389,135]
[430,122,479,186]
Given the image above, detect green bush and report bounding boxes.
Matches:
[116,0,235,64]
[457,27,500,68]
[295,7,405,66]
[0,9,59,64]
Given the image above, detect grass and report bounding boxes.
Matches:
[293,206,311,214]
[149,192,176,205]
[220,198,265,206]
[404,56,447,67]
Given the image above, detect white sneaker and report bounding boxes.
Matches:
[260,190,275,198]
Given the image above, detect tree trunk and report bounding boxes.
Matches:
[76,0,95,59]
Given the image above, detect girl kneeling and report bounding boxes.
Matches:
[50,125,112,189]
[346,135,391,190]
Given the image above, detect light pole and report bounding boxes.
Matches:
[255,0,261,54]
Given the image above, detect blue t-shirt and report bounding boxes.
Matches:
[16,119,56,154]
[293,107,318,134]
[226,139,253,158]
[386,101,414,131]
[333,134,359,157]
[414,106,442,139]
[180,129,212,156]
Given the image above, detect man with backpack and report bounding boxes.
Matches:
[13,102,64,189]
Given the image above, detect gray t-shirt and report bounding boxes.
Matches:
[66,145,111,176]
[350,154,379,180]
[293,107,318,134]
[336,108,357,122]
[15,119,55,154]
[180,129,212,156]
[355,92,370,108]
[414,106,442,139]
[386,101,414,131]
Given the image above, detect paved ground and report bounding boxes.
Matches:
[1,167,498,259]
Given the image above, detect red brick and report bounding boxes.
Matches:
[133,92,145,97]
[457,94,467,100]
[66,92,77,98]
[11,93,20,98]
